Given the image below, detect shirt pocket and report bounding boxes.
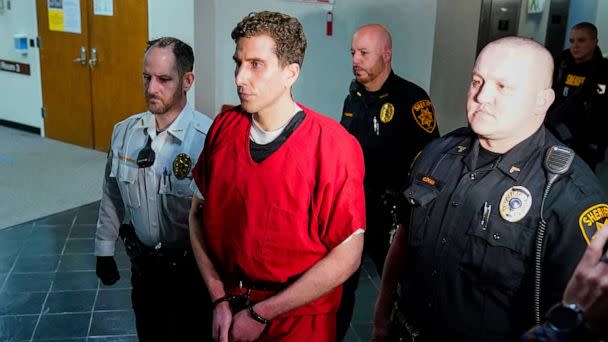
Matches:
[116,166,141,208]
[159,174,192,198]
[158,175,192,224]
[460,213,534,301]
[405,180,441,246]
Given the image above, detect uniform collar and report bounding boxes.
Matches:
[447,127,546,181]
[136,103,193,142]
[493,127,545,180]
[352,70,396,99]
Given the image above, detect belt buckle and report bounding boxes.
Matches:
[228,281,251,312]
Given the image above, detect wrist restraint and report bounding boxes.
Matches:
[212,294,271,325]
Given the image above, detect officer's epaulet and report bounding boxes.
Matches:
[411,127,471,175]
[349,79,361,96]
[190,111,213,135]
[112,112,144,134]
[436,127,474,153]
[444,127,471,138]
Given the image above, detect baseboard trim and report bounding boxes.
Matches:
[0,119,41,135]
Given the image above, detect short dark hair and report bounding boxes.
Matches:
[146,37,194,76]
[231,11,307,67]
[572,22,598,40]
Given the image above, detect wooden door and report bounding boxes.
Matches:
[37,0,148,151]
[37,0,94,148]
[89,0,148,151]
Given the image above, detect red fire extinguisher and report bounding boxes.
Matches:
[326,11,333,36]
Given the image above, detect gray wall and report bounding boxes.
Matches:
[194,0,438,121]
[429,0,482,134]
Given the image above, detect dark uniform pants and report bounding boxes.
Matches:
[130,250,211,342]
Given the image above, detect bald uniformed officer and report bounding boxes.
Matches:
[95,37,212,341]
[374,36,608,342]
[337,23,439,340]
[341,24,439,274]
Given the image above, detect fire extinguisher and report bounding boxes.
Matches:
[326,11,333,36]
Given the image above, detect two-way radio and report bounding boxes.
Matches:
[533,145,575,324]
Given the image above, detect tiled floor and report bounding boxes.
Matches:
[0,202,379,341]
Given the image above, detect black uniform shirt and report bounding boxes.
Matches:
[546,48,608,148]
[340,71,439,195]
[401,126,608,342]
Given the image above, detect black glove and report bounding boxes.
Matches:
[96,256,120,286]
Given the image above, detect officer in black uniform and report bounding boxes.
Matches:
[373,37,608,342]
[337,23,438,341]
[545,22,608,171]
[340,23,439,273]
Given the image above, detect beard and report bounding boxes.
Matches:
[146,86,183,115]
[147,97,170,115]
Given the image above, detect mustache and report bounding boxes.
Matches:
[473,105,494,116]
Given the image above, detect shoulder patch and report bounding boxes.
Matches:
[411,100,437,133]
[579,204,608,244]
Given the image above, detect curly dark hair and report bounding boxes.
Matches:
[231,11,307,67]
[145,37,194,77]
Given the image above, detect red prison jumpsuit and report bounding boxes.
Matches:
[192,104,366,341]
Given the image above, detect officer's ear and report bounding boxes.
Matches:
[534,88,555,116]
[182,71,195,93]
[382,48,392,64]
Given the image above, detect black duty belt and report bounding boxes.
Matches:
[119,223,191,261]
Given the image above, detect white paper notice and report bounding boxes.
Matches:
[94,0,113,16]
[62,0,82,33]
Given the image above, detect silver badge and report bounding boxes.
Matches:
[499,186,532,223]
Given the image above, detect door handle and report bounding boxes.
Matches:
[72,47,87,65]
[89,48,97,68]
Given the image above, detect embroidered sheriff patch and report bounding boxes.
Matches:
[411,100,436,133]
[578,204,608,244]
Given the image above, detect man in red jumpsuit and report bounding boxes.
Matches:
[189,11,366,342]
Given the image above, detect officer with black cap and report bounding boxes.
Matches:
[373,36,608,342]
[95,37,212,341]
[337,23,439,341]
